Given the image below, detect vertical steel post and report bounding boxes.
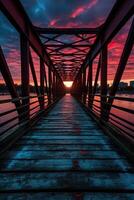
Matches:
[55,74,58,98]
[92,56,101,98]
[53,71,56,100]
[20,33,30,121]
[100,45,107,120]
[88,62,92,108]
[79,72,83,101]
[43,63,48,98]
[40,57,44,109]
[82,68,86,104]
[48,66,52,104]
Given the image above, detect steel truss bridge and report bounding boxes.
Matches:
[0,0,134,199]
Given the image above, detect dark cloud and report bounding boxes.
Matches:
[20,0,115,27]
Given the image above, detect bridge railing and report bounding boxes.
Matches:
[0,0,65,152]
[86,94,134,140]
[72,91,134,152]
[0,92,64,153]
[72,3,134,149]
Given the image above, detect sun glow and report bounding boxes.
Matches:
[63,81,73,88]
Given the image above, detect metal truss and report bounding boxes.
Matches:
[0,0,134,140]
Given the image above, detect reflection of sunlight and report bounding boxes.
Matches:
[64,81,73,88]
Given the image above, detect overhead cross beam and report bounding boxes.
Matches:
[36,26,98,81]
[50,53,86,56]
[45,44,92,48]
[35,27,100,35]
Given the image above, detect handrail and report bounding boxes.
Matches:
[87,100,134,126]
[0,99,40,117]
[0,94,64,139]
[0,102,40,130]
[109,116,134,134]
[0,94,48,104]
[75,93,134,143]
[93,94,134,102]
[109,120,134,141]
[86,97,134,115]
[109,112,134,127]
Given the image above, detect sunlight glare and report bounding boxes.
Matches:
[63,81,73,88]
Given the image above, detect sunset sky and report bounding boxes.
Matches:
[0,0,133,86]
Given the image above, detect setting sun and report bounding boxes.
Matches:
[63,81,73,88]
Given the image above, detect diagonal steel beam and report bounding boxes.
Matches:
[40,34,61,44]
[106,18,134,119]
[0,0,61,79]
[20,33,30,120]
[48,45,89,54]
[100,45,107,119]
[92,56,101,97]
[0,0,42,60]
[75,0,134,80]
[76,34,96,43]
[0,46,22,116]
[29,51,40,96]
[43,35,93,47]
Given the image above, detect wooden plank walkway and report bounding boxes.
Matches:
[0,94,134,199]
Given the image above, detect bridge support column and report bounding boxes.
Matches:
[100,45,107,121]
[88,62,92,109]
[48,66,52,104]
[55,74,58,98]
[52,71,56,101]
[20,33,30,122]
[92,56,101,102]
[79,72,83,101]
[82,68,87,104]
[40,57,45,110]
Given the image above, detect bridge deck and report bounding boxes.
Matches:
[0,94,134,199]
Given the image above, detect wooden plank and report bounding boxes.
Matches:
[8,144,115,151]
[0,192,134,200]
[0,172,134,191]
[16,139,113,145]
[0,159,132,172]
[3,150,124,159]
[22,135,109,140]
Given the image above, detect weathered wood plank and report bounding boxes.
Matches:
[0,172,134,191]
[0,192,134,200]
[9,144,115,151]
[0,159,132,172]
[22,135,109,140]
[3,150,124,159]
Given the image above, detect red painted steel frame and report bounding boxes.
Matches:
[0,0,134,139]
